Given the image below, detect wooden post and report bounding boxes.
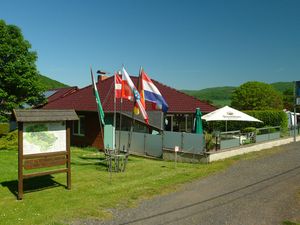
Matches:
[66,121,71,190]
[18,122,23,200]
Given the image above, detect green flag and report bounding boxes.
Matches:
[91,68,105,125]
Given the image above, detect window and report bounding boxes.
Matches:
[164,114,194,133]
[73,116,85,136]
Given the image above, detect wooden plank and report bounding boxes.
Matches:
[24,156,67,170]
[23,168,68,179]
[23,151,67,159]
[18,122,23,200]
[24,154,66,162]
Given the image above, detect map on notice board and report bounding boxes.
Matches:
[23,122,66,155]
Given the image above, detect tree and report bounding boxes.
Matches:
[0,20,45,121]
[231,81,283,110]
[282,88,293,111]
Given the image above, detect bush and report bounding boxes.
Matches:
[0,123,9,135]
[245,110,288,134]
[204,132,215,151]
[257,126,278,135]
[0,130,18,150]
[242,127,257,134]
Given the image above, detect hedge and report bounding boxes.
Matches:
[245,110,288,133]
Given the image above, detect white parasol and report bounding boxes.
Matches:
[202,106,263,131]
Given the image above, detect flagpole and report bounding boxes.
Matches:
[91,68,105,150]
[117,70,122,153]
[127,67,142,152]
[294,81,296,142]
[119,97,123,152]
[113,74,117,151]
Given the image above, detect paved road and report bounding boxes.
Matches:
[81,142,300,225]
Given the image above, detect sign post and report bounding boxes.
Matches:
[174,146,179,168]
[14,109,78,200]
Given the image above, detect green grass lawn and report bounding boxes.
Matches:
[0,147,236,225]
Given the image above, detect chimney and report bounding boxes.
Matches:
[97,75,109,82]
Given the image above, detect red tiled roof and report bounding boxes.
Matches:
[43,76,216,113]
[46,87,78,104]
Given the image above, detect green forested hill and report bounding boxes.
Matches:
[183,86,235,107]
[183,82,293,107]
[38,74,69,90]
[270,82,293,92]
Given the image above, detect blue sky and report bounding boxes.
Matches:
[1,0,300,90]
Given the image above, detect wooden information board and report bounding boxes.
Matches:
[14,109,78,200]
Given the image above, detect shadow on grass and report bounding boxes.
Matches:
[74,155,132,166]
[1,175,66,199]
[72,155,107,168]
[74,155,134,173]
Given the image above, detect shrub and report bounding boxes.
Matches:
[257,126,278,135]
[204,132,215,151]
[245,110,288,134]
[242,127,257,134]
[0,123,9,135]
[0,130,18,150]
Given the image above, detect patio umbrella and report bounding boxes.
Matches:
[201,106,262,132]
[194,108,203,134]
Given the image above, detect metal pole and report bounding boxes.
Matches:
[113,74,116,151]
[128,67,141,152]
[294,81,296,142]
[119,98,123,152]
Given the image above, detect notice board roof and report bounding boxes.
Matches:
[13,109,79,122]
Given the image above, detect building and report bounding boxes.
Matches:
[43,75,216,149]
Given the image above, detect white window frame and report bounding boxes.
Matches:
[73,115,85,136]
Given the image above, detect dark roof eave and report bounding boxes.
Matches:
[13,109,79,122]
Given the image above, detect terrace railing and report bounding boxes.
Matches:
[218,126,281,150]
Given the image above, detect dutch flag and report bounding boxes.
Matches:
[141,69,169,113]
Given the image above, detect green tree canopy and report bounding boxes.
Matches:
[0,20,45,121]
[231,81,283,110]
[282,88,293,111]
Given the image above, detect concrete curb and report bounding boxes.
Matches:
[207,136,300,162]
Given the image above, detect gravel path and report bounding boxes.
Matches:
[76,142,300,225]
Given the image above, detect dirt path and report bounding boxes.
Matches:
[77,142,300,225]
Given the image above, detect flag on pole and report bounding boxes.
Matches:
[134,68,146,115]
[91,68,105,125]
[121,70,134,101]
[115,72,122,99]
[122,67,149,124]
[141,69,168,112]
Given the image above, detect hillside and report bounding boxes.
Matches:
[270,82,293,92]
[38,74,69,90]
[183,82,293,107]
[183,86,236,107]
